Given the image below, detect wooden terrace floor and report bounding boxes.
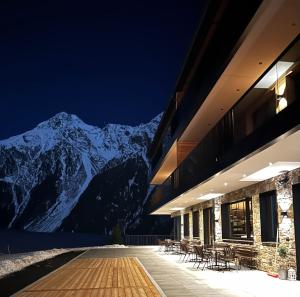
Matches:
[15,257,162,297]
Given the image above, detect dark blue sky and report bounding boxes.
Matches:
[0,0,203,139]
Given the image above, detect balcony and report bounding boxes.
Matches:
[149,37,300,213]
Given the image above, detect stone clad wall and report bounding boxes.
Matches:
[214,197,222,241]
[218,169,299,272]
[171,168,300,273]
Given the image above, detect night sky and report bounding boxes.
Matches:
[0,0,203,139]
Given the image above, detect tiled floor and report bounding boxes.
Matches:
[80,247,300,297]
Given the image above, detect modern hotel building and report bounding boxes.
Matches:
[148,0,300,279]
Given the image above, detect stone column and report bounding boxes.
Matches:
[189,211,193,240]
[252,194,261,245]
[214,197,222,241]
[275,172,296,268]
[180,212,184,240]
[199,209,204,243]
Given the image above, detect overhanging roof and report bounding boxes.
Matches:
[151,127,300,215]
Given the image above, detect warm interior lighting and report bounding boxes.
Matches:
[275,76,286,95]
[197,193,224,200]
[276,97,288,113]
[255,61,294,89]
[240,161,300,182]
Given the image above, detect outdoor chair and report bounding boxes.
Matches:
[157,239,166,252]
[193,245,209,269]
[164,239,174,253]
[200,247,214,270]
[218,246,236,270]
[179,242,192,262]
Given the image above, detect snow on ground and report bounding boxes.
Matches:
[0,244,128,279]
[0,249,67,279]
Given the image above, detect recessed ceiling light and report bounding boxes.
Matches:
[224,182,228,186]
[170,207,184,211]
[197,193,224,200]
[240,162,300,182]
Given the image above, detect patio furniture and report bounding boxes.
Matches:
[192,245,212,270]
[205,246,225,270]
[157,239,165,252]
[179,242,193,262]
[172,240,181,254]
[218,246,236,270]
[164,239,175,253]
[234,246,257,269]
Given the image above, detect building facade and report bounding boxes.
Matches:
[148,0,300,279]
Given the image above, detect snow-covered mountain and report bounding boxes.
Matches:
[0,112,169,234]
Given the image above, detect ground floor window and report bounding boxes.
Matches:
[192,211,199,238]
[260,190,278,242]
[184,213,190,237]
[221,198,253,240]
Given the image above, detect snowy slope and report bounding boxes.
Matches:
[0,112,162,232]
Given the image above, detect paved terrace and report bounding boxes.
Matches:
[15,247,300,297]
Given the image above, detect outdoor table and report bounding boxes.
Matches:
[206,247,224,270]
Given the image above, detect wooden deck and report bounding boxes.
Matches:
[15,257,163,297]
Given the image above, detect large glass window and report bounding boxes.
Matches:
[184,213,190,237]
[234,38,300,143]
[260,190,278,242]
[222,198,253,240]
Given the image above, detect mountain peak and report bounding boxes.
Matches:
[43,112,83,129]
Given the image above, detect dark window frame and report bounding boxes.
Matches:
[192,211,200,238]
[259,190,278,243]
[221,198,253,240]
[184,213,190,237]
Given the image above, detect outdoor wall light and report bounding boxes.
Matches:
[276,97,288,114]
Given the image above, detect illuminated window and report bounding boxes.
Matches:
[222,198,253,240]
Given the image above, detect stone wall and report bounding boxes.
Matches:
[171,167,300,273]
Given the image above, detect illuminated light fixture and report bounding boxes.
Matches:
[275,76,286,96]
[276,97,288,114]
[242,174,247,178]
[224,182,228,186]
[269,162,273,166]
[255,61,294,89]
[170,207,184,211]
[197,193,224,200]
[240,161,300,182]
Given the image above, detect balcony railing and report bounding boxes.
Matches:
[124,235,175,246]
